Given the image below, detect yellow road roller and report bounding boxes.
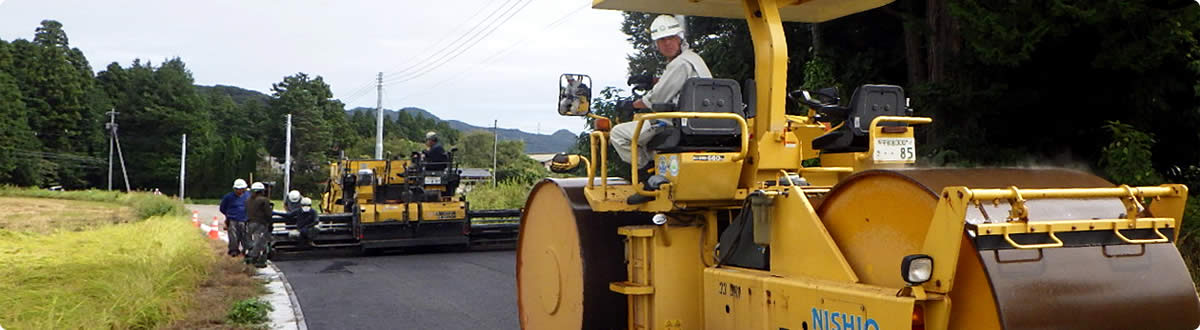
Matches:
[517,1,1200,329]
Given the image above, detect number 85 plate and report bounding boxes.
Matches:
[874,137,915,163]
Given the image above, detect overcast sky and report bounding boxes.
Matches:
[0,0,635,135]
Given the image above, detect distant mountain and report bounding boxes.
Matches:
[194,85,270,105]
[194,84,575,153]
[346,107,576,153]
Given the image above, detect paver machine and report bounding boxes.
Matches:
[516,1,1200,329]
[269,150,520,252]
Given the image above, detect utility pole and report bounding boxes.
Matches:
[284,113,292,196]
[493,120,498,187]
[179,134,186,200]
[106,110,116,191]
[375,72,384,160]
[105,109,131,192]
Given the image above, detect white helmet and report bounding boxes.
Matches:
[233,179,248,189]
[288,190,301,202]
[425,131,438,141]
[650,15,684,41]
[300,197,312,206]
[250,182,265,191]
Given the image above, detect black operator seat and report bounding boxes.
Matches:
[811,84,909,153]
[646,78,745,153]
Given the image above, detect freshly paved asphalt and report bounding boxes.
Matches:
[272,247,520,330]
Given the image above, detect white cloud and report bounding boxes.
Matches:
[0,0,639,134]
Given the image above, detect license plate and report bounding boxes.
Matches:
[424,176,441,185]
[874,137,915,162]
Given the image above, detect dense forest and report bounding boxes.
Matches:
[0,20,541,198]
[571,1,1200,190]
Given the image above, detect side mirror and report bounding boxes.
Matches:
[558,73,592,116]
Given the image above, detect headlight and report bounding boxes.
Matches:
[901,254,933,284]
[651,213,668,225]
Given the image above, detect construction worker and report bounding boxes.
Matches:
[286,197,319,249]
[423,131,449,171]
[609,15,712,203]
[219,179,251,257]
[244,182,272,267]
[284,190,302,212]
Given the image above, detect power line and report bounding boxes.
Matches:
[380,0,524,81]
[382,0,535,86]
[392,3,587,102]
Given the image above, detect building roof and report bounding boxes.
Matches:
[460,168,492,178]
[527,153,558,163]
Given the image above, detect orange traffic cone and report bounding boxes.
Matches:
[192,210,200,227]
[208,217,220,240]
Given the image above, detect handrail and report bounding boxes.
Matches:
[1003,226,1064,249]
[629,112,750,196]
[965,186,1177,200]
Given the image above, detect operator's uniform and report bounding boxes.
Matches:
[287,207,319,248]
[610,49,712,169]
[244,193,273,265]
[218,191,250,256]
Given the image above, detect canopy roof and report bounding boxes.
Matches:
[593,0,893,23]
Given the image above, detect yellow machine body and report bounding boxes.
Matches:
[322,159,468,224]
[517,0,1200,329]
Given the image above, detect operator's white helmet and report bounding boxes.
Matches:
[232,179,248,189]
[649,15,684,41]
[250,182,266,191]
[300,197,312,206]
[288,190,301,202]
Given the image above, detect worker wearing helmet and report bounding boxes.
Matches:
[609,15,712,203]
[286,197,319,249]
[422,131,449,171]
[243,182,272,267]
[219,179,251,257]
[611,15,711,168]
[284,190,302,213]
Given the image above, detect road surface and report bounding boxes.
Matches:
[190,203,520,329]
[272,248,519,330]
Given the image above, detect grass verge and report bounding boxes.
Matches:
[0,216,212,329]
[0,197,137,234]
[163,240,264,330]
[0,185,187,219]
[465,180,532,210]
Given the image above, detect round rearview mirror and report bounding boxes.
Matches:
[558,73,592,116]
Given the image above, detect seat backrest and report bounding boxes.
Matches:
[675,78,744,136]
[846,84,907,136]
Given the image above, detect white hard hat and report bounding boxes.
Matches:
[233,179,248,189]
[300,197,312,206]
[425,131,438,140]
[288,190,301,202]
[250,182,265,191]
[650,15,684,41]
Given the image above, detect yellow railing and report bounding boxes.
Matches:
[629,112,750,197]
[964,185,1183,249]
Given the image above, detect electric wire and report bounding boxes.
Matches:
[380,0,524,81]
[381,0,535,86]
[391,3,586,102]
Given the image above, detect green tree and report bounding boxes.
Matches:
[0,40,42,185]
[6,20,105,187]
[267,73,352,195]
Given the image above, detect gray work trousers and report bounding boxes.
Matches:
[609,121,663,169]
[244,222,271,262]
[226,220,248,255]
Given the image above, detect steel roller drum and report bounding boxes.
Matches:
[818,168,1200,330]
[517,178,647,329]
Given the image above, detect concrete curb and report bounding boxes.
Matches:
[190,206,306,330]
[256,261,307,330]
